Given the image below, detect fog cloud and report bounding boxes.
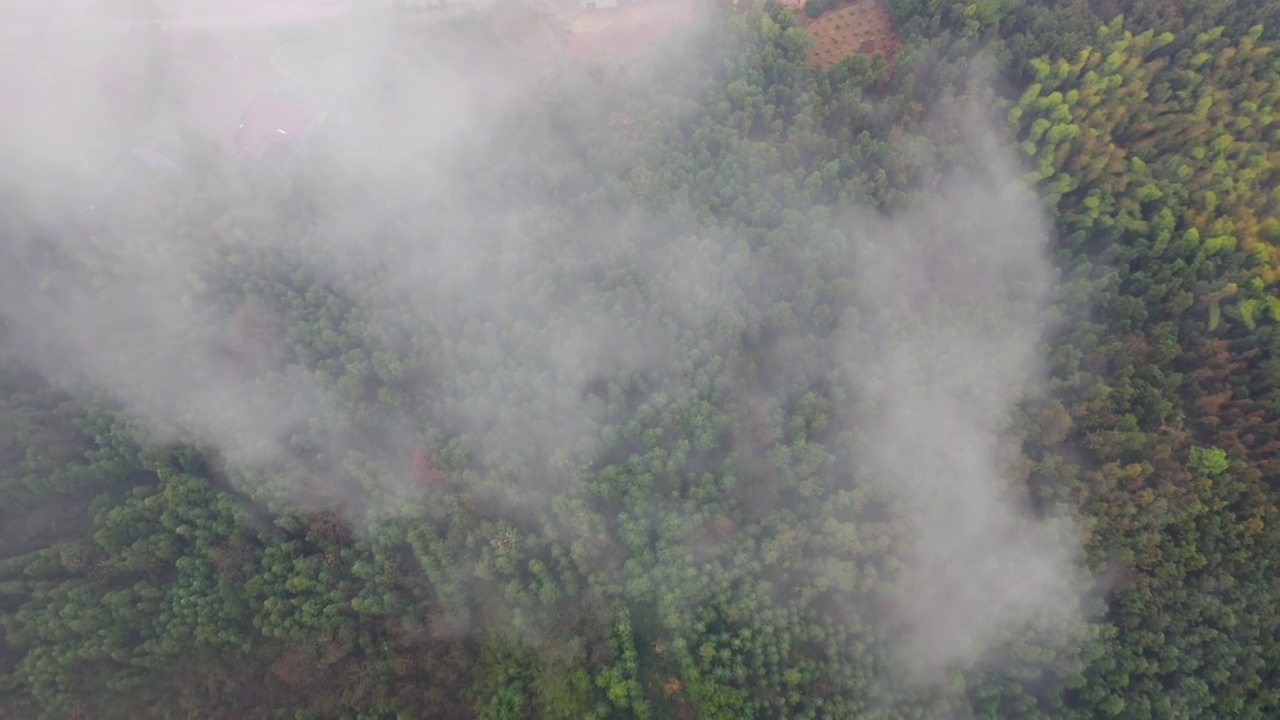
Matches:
[0,0,1089,692]
[841,117,1087,682]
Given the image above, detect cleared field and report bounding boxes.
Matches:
[562,0,695,64]
[802,0,899,69]
[506,0,696,65]
[569,4,693,62]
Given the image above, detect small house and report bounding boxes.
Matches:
[236,92,315,156]
[270,44,332,104]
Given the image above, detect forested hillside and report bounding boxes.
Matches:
[0,1,1278,718]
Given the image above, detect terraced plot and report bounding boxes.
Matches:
[803,0,899,69]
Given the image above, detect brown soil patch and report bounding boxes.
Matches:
[800,0,900,69]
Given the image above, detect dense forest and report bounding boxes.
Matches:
[0,0,1279,717]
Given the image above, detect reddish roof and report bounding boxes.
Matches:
[236,92,311,155]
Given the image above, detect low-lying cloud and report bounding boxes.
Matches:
[0,1,1091,695]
